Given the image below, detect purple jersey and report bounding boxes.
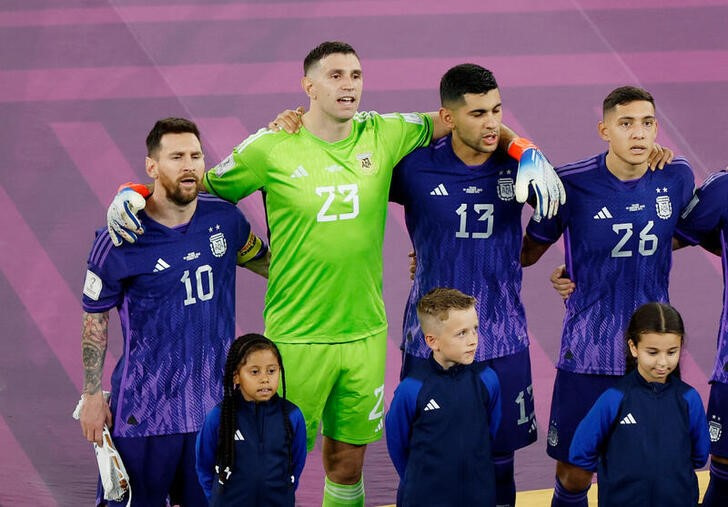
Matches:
[391,136,528,361]
[82,195,250,438]
[527,153,694,375]
[676,170,728,383]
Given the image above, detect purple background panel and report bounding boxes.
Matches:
[1,1,727,505]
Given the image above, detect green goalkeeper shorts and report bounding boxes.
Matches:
[276,330,387,451]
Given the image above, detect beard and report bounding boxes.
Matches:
[160,175,199,206]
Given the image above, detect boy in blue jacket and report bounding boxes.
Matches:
[385,288,501,507]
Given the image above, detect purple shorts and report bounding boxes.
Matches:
[546,368,619,463]
[97,432,206,507]
[708,381,728,458]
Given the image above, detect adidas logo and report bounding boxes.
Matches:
[234,430,245,441]
[153,258,170,272]
[430,184,448,196]
[619,413,637,425]
[290,166,309,178]
[424,399,440,411]
[593,206,613,219]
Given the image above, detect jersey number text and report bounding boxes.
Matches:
[316,184,359,222]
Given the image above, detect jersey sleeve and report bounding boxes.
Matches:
[673,158,696,212]
[676,171,728,245]
[526,213,565,244]
[385,377,422,479]
[389,157,410,205]
[288,405,308,490]
[480,367,502,440]
[195,405,221,500]
[683,388,710,468]
[568,388,624,471]
[203,128,277,203]
[81,229,127,313]
[378,112,433,161]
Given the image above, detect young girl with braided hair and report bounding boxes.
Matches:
[196,333,307,506]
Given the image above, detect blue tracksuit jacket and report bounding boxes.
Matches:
[385,355,501,507]
[569,369,709,506]
[195,393,307,506]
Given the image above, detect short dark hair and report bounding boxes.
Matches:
[145,117,201,157]
[303,41,359,75]
[625,302,685,378]
[417,287,476,324]
[439,64,499,107]
[602,86,655,115]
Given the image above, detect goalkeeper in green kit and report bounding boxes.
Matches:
[106,41,564,506]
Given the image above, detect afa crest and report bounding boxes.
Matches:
[655,195,672,219]
[209,232,227,257]
[709,420,722,442]
[356,152,376,175]
[497,178,515,201]
[547,423,559,447]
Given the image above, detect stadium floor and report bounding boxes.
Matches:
[372,471,710,507]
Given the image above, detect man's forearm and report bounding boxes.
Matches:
[81,311,109,395]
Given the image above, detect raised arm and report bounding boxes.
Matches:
[79,311,112,446]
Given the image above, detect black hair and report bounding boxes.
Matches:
[439,63,499,107]
[625,302,685,379]
[145,117,201,157]
[215,333,294,488]
[602,86,655,116]
[303,41,358,75]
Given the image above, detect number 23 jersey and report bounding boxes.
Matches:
[527,152,694,375]
[204,112,432,343]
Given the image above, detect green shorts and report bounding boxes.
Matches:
[276,331,387,451]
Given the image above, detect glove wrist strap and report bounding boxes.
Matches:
[507,137,538,161]
[117,182,151,199]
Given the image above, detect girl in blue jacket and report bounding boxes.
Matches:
[569,302,710,507]
[196,333,307,506]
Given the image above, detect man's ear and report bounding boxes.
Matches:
[145,156,157,178]
[439,107,455,131]
[597,120,609,142]
[301,76,315,100]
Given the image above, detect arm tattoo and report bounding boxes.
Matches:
[81,311,109,395]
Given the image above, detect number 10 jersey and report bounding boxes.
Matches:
[81,195,250,438]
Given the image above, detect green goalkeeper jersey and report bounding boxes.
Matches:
[204,111,432,343]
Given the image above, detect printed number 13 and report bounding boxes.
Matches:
[456,203,494,238]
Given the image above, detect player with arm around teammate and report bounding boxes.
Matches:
[520,86,695,506]
[674,169,728,507]
[385,288,501,507]
[78,118,268,506]
[103,41,565,507]
[390,63,539,507]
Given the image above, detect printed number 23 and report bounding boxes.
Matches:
[316,184,359,222]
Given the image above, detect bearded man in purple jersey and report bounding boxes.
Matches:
[78,118,268,506]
